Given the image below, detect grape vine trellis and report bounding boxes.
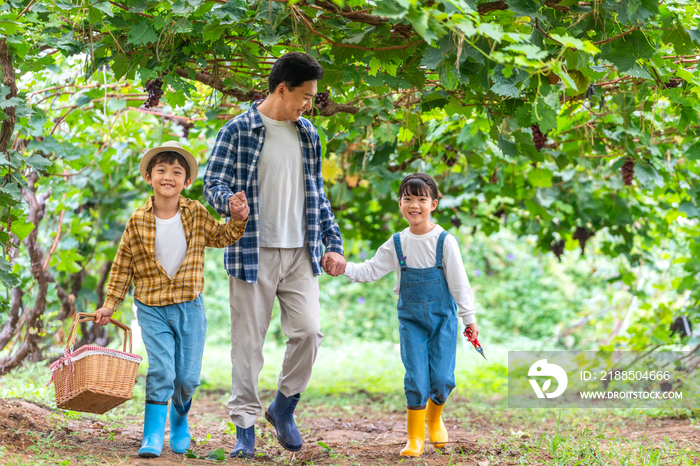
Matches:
[1,0,700,370]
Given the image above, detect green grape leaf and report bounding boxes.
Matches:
[0,256,20,289]
[127,20,158,45]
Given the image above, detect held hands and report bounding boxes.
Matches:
[93,307,115,326]
[322,252,346,277]
[229,190,249,221]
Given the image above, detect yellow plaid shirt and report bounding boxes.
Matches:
[104,195,247,310]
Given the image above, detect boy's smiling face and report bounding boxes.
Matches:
[145,159,191,200]
[399,192,438,232]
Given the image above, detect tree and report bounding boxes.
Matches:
[1,0,699,371]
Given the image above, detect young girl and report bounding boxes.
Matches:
[327,173,478,457]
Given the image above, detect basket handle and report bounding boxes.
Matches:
[64,312,133,354]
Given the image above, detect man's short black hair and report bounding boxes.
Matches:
[268,52,324,94]
[146,151,191,180]
[399,173,439,201]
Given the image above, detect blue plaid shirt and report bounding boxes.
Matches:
[203,103,344,284]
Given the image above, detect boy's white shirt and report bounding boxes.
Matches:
[343,225,477,326]
[154,211,187,278]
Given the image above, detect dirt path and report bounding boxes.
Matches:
[1,395,698,465]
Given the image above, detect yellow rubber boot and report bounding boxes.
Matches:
[400,408,425,457]
[426,399,448,448]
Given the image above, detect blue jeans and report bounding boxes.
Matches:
[136,294,207,410]
[394,232,458,408]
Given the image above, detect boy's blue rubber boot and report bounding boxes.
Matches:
[265,391,303,451]
[138,403,168,458]
[230,425,255,459]
[169,400,191,454]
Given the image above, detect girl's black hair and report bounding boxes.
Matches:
[146,151,191,180]
[268,52,324,93]
[398,173,439,200]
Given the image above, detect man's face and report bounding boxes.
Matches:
[278,80,317,121]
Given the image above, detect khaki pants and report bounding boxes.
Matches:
[227,247,322,428]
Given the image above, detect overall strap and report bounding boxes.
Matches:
[435,231,449,268]
[392,233,406,267]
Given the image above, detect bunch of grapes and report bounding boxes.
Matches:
[180,121,194,138]
[584,84,596,99]
[573,226,595,255]
[315,90,330,109]
[252,92,267,101]
[531,124,547,152]
[621,157,635,186]
[144,78,164,109]
[489,167,498,185]
[443,144,457,166]
[451,216,461,228]
[551,240,565,262]
[664,78,683,89]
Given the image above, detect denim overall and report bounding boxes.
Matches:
[394,231,458,408]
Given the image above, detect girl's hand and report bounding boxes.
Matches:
[94,307,114,326]
[322,252,346,276]
[464,322,479,340]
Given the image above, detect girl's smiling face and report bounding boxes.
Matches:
[399,191,438,233]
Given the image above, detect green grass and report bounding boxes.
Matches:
[2,340,699,466]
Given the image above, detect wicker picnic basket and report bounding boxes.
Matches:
[48,312,142,414]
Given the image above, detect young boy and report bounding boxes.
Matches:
[93,140,249,458]
[326,173,479,457]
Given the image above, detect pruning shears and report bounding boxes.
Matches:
[464,327,487,360]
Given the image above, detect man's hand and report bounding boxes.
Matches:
[229,190,249,221]
[94,307,115,326]
[322,252,346,277]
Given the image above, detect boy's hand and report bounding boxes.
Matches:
[322,252,346,276]
[229,191,249,221]
[464,322,479,340]
[94,307,114,326]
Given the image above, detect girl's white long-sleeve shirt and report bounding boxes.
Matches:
[343,225,477,326]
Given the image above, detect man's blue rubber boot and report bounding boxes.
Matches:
[169,400,191,454]
[230,425,255,459]
[138,402,168,457]
[265,391,303,451]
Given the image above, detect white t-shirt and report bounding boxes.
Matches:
[343,226,477,325]
[154,211,187,279]
[257,112,307,248]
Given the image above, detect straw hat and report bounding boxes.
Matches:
[139,141,198,181]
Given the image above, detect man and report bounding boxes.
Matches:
[203,52,345,458]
